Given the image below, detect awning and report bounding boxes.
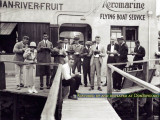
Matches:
[0,23,17,35]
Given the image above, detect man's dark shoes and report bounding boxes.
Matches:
[89,87,94,91]
[98,87,102,91]
[20,83,24,87]
[68,95,78,100]
[47,86,50,89]
[40,87,43,90]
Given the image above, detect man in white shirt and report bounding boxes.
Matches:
[61,56,81,100]
[63,38,69,52]
[63,38,70,62]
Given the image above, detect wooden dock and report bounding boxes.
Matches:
[2,75,160,120]
[62,85,121,120]
[3,75,159,96]
[3,76,50,98]
[61,75,160,120]
[62,98,121,120]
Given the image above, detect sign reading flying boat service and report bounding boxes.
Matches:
[100,0,146,21]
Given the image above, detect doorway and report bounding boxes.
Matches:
[59,23,92,46]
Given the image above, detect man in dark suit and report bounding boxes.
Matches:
[63,38,70,52]
[81,41,92,87]
[103,36,119,86]
[50,40,67,86]
[36,33,53,90]
[132,40,145,69]
[112,37,128,92]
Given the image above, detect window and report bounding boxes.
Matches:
[111,26,138,54]
[0,23,17,54]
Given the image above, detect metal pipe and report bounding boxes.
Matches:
[148,14,150,60]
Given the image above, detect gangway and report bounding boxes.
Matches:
[0,59,160,120]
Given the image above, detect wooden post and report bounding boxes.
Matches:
[0,62,6,90]
[107,65,113,104]
[57,77,63,120]
[143,62,149,82]
[134,97,139,120]
[146,91,153,118]
[13,94,18,120]
[0,93,1,120]
[0,104,1,120]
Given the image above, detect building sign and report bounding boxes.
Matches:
[102,0,145,12]
[100,13,145,20]
[0,0,63,10]
[100,0,146,20]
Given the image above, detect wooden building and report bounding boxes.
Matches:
[0,0,159,73]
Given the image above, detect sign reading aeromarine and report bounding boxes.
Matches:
[102,0,145,12]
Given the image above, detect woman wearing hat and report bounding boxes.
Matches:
[23,42,38,93]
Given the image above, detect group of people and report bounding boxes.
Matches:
[13,33,54,93]
[13,32,145,99]
[105,36,145,92]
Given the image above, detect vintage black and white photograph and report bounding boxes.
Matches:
[0,0,160,120]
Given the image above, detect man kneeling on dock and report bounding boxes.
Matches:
[61,55,81,100]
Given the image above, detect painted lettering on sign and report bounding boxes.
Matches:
[100,14,146,20]
[102,0,145,12]
[0,0,63,10]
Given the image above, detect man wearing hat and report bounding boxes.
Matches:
[112,37,128,92]
[89,36,105,91]
[68,36,83,75]
[13,36,29,90]
[50,40,67,86]
[103,36,119,86]
[36,33,53,90]
[81,41,92,87]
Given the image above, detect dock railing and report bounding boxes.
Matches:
[107,59,160,120]
[41,64,62,120]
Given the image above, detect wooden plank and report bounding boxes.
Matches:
[0,93,1,120]
[62,98,121,120]
[0,62,6,90]
[134,97,139,120]
[18,23,50,44]
[41,65,62,120]
[107,66,113,103]
[108,64,160,94]
[122,71,137,88]
[13,94,18,120]
[3,75,51,97]
[143,62,149,82]
[114,81,160,95]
